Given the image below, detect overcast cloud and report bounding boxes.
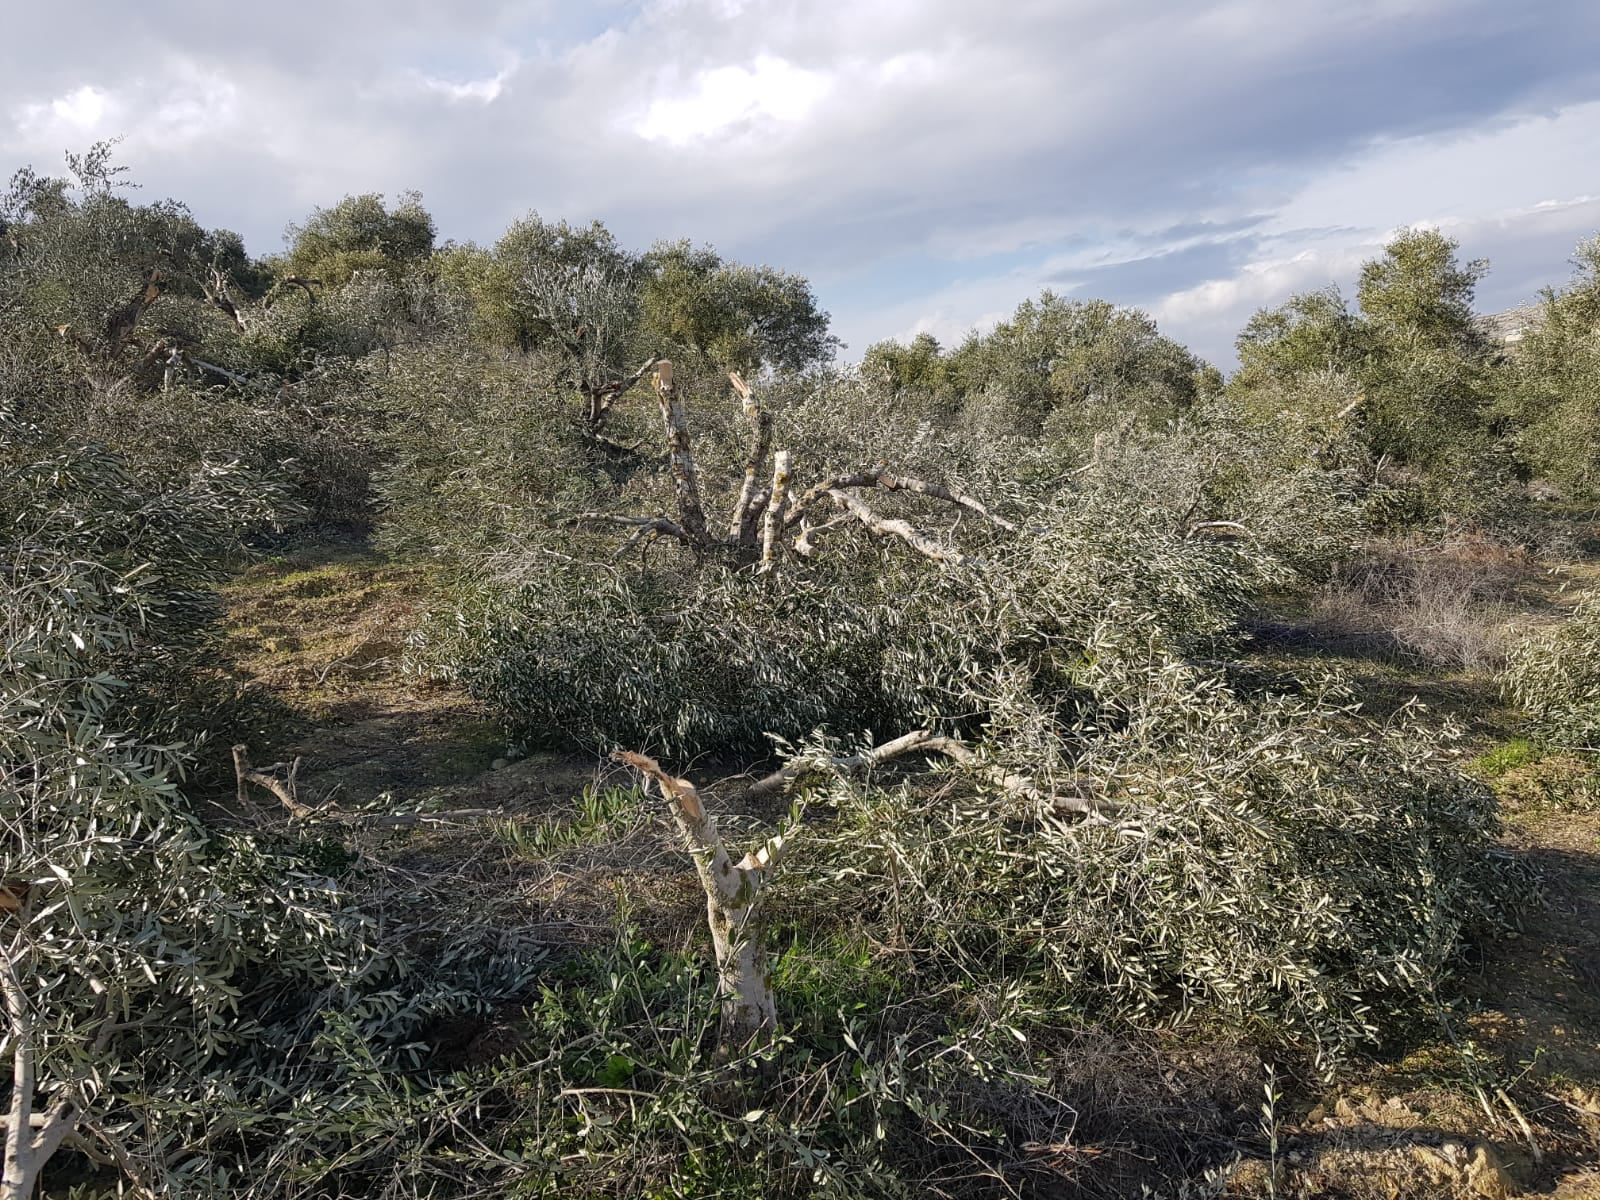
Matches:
[4,0,1597,366]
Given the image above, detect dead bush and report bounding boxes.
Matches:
[1308,535,1527,670]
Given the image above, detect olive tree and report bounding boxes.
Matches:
[279,191,436,287]
[1498,236,1600,498]
[1231,229,1497,479]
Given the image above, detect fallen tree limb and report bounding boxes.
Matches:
[739,729,1104,817]
[190,357,247,386]
[232,745,313,819]
[232,745,505,827]
[567,513,694,549]
[585,355,662,433]
[785,468,1016,533]
[828,489,969,566]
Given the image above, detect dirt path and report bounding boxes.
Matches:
[1233,516,1600,1196]
[218,533,605,813]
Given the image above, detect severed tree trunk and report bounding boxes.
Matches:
[613,751,780,1045]
[759,451,792,573]
[2,925,80,1200]
[652,362,711,548]
[728,371,772,545]
[570,370,1017,570]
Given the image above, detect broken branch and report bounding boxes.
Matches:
[759,451,793,573]
[828,489,969,566]
[728,371,773,544]
[567,513,694,548]
[232,745,314,819]
[785,468,1016,533]
[739,729,1103,818]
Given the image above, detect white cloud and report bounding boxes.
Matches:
[2,0,1596,373]
[13,85,112,139]
[417,66,515,105]
[152,71,239,140]
[632,55,831,144]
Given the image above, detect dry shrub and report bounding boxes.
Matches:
[1308,534,1528,670]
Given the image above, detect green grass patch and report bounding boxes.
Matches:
[1470,737,1540,779]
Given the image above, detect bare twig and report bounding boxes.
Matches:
[567,513,694,547]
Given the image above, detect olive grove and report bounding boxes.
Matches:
[0,143,1589,1196]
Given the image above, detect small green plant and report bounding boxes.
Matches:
[1471,737,1540,779]
[1260,1065,1283,1199]
[493,784,649,858]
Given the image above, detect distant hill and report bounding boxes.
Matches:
[1480,305,1540,347]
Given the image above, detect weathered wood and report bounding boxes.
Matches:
[232,744,313,819]
[759,451,793,573]
[653,362,711,548]
[613,751,779,1045]
[728,371,773,545]
[785,467,1016,533]
[827,489,969,565]
[739,728,1103,817]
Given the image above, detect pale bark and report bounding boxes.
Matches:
[564,375,1016,571]
[2,946,38,1200]
[232,745,313,819]
[0,942,76,1200]
[827,489,969,566]
[759,451,793,573]
[190,358,247,386]
[200,267,250,332]
[613,751,779,1045]
[653,362,711,548]
[785,468,1016,534]
[792,513,850,558]
[727,371,773,544]
[739,728,1104,817]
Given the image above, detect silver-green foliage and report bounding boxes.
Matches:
[1501,592,1600,747]
[410,491,1275,758]
[0,425,536,1193]
[785,642,1527,1075]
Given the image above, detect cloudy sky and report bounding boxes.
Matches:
[4,0,1598,367]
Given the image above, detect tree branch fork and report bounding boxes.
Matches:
[568,365,1015,570]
